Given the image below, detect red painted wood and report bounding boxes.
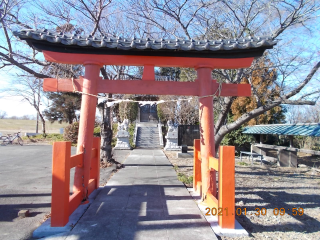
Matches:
[238,83,252,96]
[197,67,217,200]
[90,137,100,189]
[43,78,252,97]
[218,146,235,228]
[87,179,96,196]
[209,156,219,171]
[193,139,202,193]
[43,51,255,69]
[70,153,83,168]
[142,65,155,81]
[51,142,71,227]
[44,78,199,95]
[69,191,82,216]
[207,191,218,209]
[43,78,57,92]
[73,63,100,199]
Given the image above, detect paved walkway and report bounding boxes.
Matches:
[59,149,218,240]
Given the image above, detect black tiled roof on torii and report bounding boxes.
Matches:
[14,29,277,58]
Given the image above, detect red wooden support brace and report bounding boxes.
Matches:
[193,139,202,194]
[218,146,235,228]
[89,137,101,194]
[142,65,155,81]
[51,142,71,227]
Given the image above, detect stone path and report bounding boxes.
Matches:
[60,149,218,240]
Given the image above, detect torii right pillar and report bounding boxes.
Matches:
[197,66,217,200]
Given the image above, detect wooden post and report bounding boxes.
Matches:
[73,63,101,199]
[193,139,202,194]
[51,142,71,227]
[197,67,216,200]
[90,137,101,189]
[218,146,235,228]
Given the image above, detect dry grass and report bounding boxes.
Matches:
[0,119,69,135]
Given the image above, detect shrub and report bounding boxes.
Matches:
[221,125,254,155]
[177,173,193,185]
[128,123,136,148]
[94,126,101,137]
[63,122,79,144]
[112,123,118,148]
[119,95,138,122]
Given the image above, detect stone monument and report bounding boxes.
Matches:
[114,119,131,150]
[164,120,181,151]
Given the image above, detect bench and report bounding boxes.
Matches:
[240,151,263,165]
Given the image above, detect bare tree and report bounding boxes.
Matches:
[0,110,7,119]
[125,0,320,151]
[158,95,199,125]
[0,77,47,133]
[287,103,320,124]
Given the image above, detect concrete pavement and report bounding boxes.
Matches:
[0,145,67,240]
[54,149,218,240]
[0,145,130,240]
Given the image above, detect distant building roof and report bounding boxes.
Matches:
[242,123,320,137]
[13,29,276,58]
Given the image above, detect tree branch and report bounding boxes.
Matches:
[0,52,50,79]
[284,61,320,99]
[280,100,316,105]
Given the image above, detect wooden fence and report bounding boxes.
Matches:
[194,139,235,228]
[51,137,100,227]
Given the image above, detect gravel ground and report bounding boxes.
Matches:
[163,151,320,240]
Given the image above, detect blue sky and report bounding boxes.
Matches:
[0,1,319,118]
[0,74,41,117]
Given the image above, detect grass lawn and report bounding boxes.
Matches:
[0,119,69,135]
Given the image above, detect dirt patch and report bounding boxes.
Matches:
[163,150,320,240]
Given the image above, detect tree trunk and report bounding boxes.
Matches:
[98,94,113,163]
[39,113,46,135]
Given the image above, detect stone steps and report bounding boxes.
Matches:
[135,125,160,148]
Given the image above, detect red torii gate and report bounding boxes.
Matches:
[15,29,276,228]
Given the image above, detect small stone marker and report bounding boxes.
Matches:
[18,210,29,218]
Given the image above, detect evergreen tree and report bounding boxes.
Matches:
[43,92,81,124]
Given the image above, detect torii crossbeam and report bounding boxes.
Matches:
[14,29,276,228]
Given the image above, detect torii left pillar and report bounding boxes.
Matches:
[73,62,101,200]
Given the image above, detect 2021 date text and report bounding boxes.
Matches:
[205,207,304,216]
